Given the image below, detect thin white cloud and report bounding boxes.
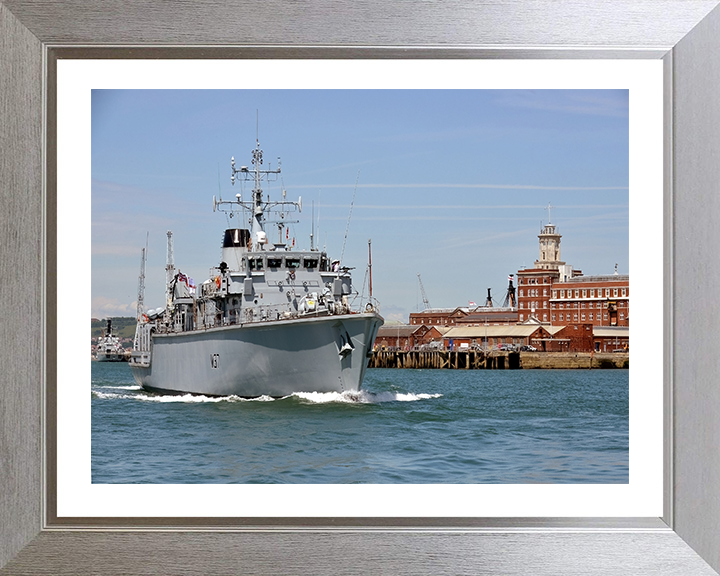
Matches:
[291,183,628,191]
[91,296,137,319]
[495,91,629,118]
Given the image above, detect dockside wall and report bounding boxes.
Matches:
[369,350,628,370]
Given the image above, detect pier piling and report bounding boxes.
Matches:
[369,350,628,370]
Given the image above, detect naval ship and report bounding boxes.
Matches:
[129,140,384,397]
[96,319,127,362]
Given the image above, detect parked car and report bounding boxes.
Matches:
[520,345,537,352]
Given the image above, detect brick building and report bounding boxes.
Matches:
[593,326,630,352]
[456,308,519,326]
[516,218,583,323]
[409,307,468,327]
[516,216,628,328]
[442,324,555,351]
[550,273,629,327]
[375,324,445,350]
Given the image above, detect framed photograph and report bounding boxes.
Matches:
[60,65,655,518]
[2,1,720,574]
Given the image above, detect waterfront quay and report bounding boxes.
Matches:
[369,350,629,370]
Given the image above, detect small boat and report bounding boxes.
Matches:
[129,139,383,397]
[96,319,127,362]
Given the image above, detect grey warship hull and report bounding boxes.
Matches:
[130,138,384,398]
[131,312,381,397]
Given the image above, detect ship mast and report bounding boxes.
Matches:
[165,230,174,308]
[222,139,300,251]
[136,246,146,320]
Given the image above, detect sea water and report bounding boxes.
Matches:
[91,362,628,484]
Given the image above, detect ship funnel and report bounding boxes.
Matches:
[222,228,251,271]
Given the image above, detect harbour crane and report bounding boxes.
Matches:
[417,274,431,310]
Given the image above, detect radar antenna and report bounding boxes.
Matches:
[223,140,300,251]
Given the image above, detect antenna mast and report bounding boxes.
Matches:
[368,239,373,301]
[136,241,147,320]
[227,141,297,251]
[165,230,174,308]
[134,235,148,351]
[340,170,359,265]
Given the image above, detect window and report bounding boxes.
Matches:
[559,313,563,321]
[267,257,282,268]
[590,289,595,298]
[621,288,627,297]
[582,289,587,298]
[574,289,579,298]
[613,288,618,297]
[581,314,585,321]
[552,290,557,299]
[543,314,547,321]
[304,258,318,269]
[589,313,594,321]
[286,258,301,269]
[605,289,610,297]
[574,314,578,321]
[560,290,565,298]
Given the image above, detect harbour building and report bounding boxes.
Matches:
[388,211,629,354]
[516,216,628,328]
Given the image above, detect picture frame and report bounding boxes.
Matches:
[2,1,720,574]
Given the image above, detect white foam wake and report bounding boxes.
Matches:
[292,390,442,404]
[91,390,274,403]
[92,388,441,405]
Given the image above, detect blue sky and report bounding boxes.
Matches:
[91,89,629,322]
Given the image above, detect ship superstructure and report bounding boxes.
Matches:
[129,140,383,397]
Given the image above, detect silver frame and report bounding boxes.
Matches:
[2,2,720,574]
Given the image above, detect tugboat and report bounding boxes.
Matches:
[96,319,127,362]
[129,140,383,397]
